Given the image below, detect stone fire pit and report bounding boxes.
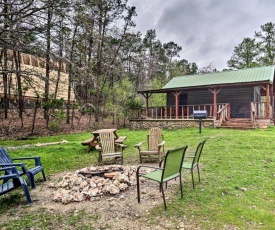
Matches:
[49,165,138,204]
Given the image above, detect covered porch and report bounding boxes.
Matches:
[129,67,275,129]
[128,101,272,127]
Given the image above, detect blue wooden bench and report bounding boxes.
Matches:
[0,147,46,189]
[0,167,32,203]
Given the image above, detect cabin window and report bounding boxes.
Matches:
[179,94,187,105]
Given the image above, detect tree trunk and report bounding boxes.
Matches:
[31,98,39,135]
[1,47,9,119]
[66,25,78,124]
[94,4,107,122]
[44,6,52,128]
[2,0,9,118]
[54,20,64,100]
[13,50,24,127]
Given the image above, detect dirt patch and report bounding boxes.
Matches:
[17,166,197,229]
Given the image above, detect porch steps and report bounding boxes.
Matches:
[218,118,256,129]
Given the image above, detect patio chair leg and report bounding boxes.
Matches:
[160,183,167,210]
[197,165,200,182]
[42,170,47,181]
[179,174,183,198]
[136,173,141,203]
[98,153,102,163]
[29,173,36,189]
[191,169,195,189]
[14,177,32,203]
[19,178,32,203]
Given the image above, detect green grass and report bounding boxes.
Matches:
[1,127,275,229]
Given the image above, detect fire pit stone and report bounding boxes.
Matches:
[50,165,138,204]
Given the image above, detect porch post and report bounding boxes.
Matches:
[271,83,275,121]
[172,91,181,119]
[266,83,270,119]
[213,88,217,118]
[141,93,152,118]
[208,87,221,119]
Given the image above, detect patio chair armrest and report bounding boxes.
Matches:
[158,141,165,148]
[0,166,19,179]
[12,156,40,160]
[184,150,196,158]
[134,141,145,148]
[0,162,25,167]
[184,155,195,158]
[137,165,163,175]
[95,145,102,152]
[186,150,195,154]
[0,163,28,174]
[0,166,18,173]
[159,159,165,167]
[116,143,127,150]
[12,156,42,166]
[0,173,18,180]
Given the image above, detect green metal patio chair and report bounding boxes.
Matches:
[136,146,188,210]
[182,140,206,189]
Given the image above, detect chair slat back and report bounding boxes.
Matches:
[148,127,162,151]
[99,132,115,154]
[192,140,207,165]
[162,146,188,180]
[0,147,13,165]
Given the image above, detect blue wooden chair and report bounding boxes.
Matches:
[0,147,46,189]
[182,140,207,189]
[136,146,188,210]
[0,166,32,203]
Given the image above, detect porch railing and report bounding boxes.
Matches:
[252,102,272,119]
[217,103,230,126]
[128,102,272,121]
[128,104,224,120]
[250,102,256,126]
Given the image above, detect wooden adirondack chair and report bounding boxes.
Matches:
[0,166,32,203]
[95,131,126,165]
[0,147,46,189]
[134,127,165,163]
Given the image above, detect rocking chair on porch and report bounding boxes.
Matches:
[134,127,165,163]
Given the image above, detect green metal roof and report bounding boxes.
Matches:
[163,66,275,89]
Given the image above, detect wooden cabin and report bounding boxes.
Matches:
[129,66,275,129]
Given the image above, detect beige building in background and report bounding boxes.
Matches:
[0,50,75,103]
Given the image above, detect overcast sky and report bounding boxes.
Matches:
[127,0,275,71]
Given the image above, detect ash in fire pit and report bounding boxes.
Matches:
[49,165,137,204]
[78,165,124,178]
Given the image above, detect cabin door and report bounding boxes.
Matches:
[179,94,187,117]
[254,86,261,102]
[179,94,187,105]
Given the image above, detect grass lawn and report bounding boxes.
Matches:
[0,127,275,229]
